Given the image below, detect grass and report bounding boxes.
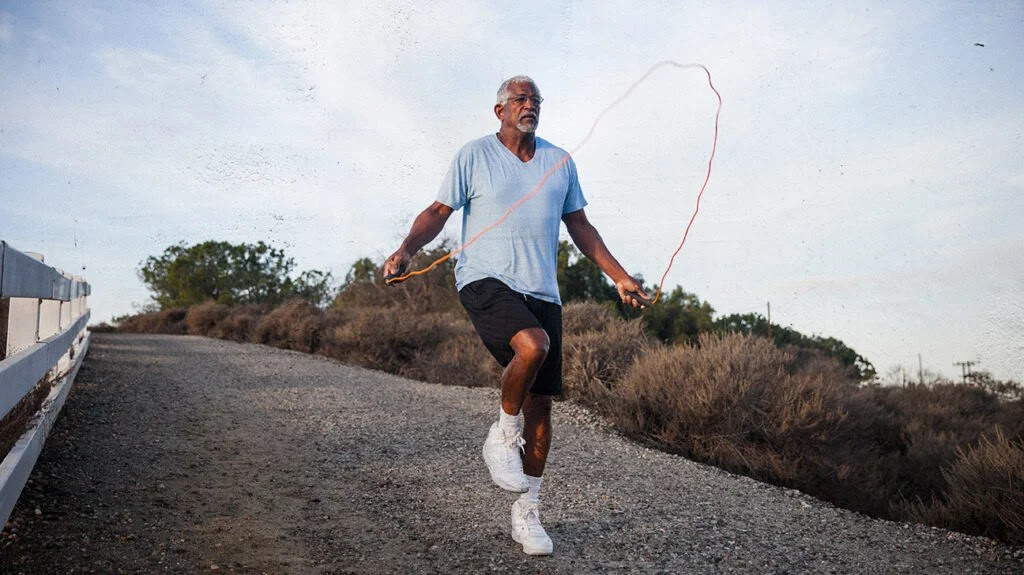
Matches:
[110,295,1024,544]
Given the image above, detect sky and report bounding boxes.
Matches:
[1,1,1021,382]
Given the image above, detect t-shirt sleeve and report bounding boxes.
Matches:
[562,155,588,214]
[435,147,470,211]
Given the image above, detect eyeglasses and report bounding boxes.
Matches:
[508,94,543,106]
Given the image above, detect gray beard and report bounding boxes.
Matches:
[517,120,538,133]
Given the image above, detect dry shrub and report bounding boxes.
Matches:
[563,317,652,403]
[116,308,188,334]
[611,333,801,456]
[871,384,1024,506]
[321,307,355,331]
[405,328,502,388]
[210,304,267,342]
[319,307,463,373]
[562,301,618,336]
[875,383,1022,441]
[906,431,1024,544]
[602,332,906,516]
[186,301,231,336]
[250,299,325,353]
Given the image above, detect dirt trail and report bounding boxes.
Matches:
[0,334,1020,574]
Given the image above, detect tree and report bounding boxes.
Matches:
[556,240,619,303]
[343,257,378,287]
[284,269,336,308]
[713,312,876,380]
[639,285,716,344]
[138,241,335,308]
[713,312,772,337]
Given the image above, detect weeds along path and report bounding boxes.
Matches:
[1,334,1020,574]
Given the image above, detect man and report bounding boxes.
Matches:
[384,75,648,556]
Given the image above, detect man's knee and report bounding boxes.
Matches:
[511,328,549,365]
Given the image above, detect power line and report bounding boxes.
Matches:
[953,360,978,385]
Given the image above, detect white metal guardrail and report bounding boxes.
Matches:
[0,241,91,529]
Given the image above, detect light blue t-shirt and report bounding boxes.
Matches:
[436,134,587,305]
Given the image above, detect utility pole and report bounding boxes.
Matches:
[918,354,924,387]
[953,360,977,385]
[766,301,772,340]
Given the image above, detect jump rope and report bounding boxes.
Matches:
[385,61,722,307]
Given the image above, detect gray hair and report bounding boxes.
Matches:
[496,75,540,104]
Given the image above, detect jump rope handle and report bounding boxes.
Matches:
[384,264,408,286]
[625,290,654,308]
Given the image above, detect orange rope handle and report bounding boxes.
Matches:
[388,61,723,305]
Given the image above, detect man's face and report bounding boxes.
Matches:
[497,82,542,134]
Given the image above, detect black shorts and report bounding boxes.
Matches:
[458,278,562,396]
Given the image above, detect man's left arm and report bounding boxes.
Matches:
[562,209,650,308]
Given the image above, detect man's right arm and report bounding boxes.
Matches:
[383,201,455,278]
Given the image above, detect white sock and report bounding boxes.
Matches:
[520,475,542,503]
[498,407,521,434]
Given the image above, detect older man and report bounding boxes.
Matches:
[384,75,647,556]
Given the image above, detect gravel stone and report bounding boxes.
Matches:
[1,333,1021,573]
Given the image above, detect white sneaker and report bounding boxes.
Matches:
[482,422,529,493]
[511,498,553,556]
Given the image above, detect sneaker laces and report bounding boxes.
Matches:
[519,503,546,537]
[497,426,526,455]
[508,432,526,454]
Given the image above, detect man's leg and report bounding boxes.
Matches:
[511,392,555,556]
[502,328,550,417]
[482,327,548,493]
[508,298,560,556]
[521,393,552,477]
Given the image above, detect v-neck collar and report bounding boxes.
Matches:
[493,133,537,165]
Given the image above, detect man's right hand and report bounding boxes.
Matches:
[382,202,454,285]
[383,250,411,283]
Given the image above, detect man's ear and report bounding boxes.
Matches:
[494,103,504,121]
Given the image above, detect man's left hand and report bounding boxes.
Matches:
[615,277,651,309]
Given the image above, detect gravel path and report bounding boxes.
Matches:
[1,334,1021,574]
